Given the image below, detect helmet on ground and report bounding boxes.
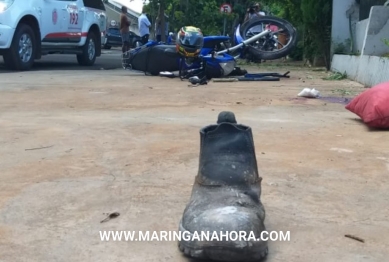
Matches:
[176,26,204,58]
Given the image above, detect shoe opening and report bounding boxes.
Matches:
[201,123,250,134]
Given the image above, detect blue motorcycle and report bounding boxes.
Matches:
[123,15,297,79]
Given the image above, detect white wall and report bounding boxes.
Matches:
[361,6,389,56]
[331,3,389,87]
[355,19,369,53]
[331,54,389,87]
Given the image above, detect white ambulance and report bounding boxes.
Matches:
[0,0,107,70]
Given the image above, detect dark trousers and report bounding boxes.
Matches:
[156,35,169,42]
[141,34,149,45]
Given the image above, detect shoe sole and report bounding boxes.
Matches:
[177,221,268,262]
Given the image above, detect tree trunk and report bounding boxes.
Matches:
[231,16,239,41]
[229,0,246,42]
[160,1,166,42]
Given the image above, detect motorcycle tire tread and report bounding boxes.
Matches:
[240,16,298,61]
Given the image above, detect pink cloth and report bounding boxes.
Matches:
[266,25,278,32]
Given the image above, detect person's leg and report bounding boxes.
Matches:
[121,34,127,54]
[141,34,149,45]
[157,35,161,42]
[123,33,129,52]
[141,35,146,45]
[121,33,130,56]
[124,32,130,53]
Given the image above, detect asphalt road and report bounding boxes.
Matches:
[0,49,123,72]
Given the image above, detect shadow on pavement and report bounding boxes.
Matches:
[0,52,122,73]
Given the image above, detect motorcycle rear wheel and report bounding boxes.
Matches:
[240,16,298,60]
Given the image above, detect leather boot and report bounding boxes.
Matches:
[178,111,268,262]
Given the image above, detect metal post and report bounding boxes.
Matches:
[223,16,226,35]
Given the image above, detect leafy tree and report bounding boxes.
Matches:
[263,0,332,67]
[300,0,332,69]
[144,0,249,37]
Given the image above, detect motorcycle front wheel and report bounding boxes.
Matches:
[240,16,298,61]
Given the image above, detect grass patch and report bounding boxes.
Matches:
[236,60,308,71]
[331,88,358,97]
[382,38,389,47]
[323,71,347,81]
[381,38,389,57]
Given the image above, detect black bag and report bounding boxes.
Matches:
[128,45,180,75]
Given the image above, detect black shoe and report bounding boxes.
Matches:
[178,111,268,261]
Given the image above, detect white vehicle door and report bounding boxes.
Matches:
[81,0,107,34]
[40,0,66,42]
[98,11,107,34]
[65,0,84,35]
[81,0,107,42]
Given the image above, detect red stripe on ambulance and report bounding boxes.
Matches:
[45,32,88,38]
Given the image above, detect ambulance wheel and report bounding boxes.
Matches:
[77,31,97,66]
[3,23,36,71]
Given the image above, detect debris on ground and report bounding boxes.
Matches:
[245,71,290,78]
[237,76,280,81]
[159,71,176,78]
[298,88,320,98]
[25,145,54,151]
[188,76,208,87]
[213,76,280,82]
[100,212,120,223]
[211,72,289,83]
[345,234,365,243]
[213,78,239,82]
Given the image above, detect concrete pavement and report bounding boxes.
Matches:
[0,61,388,262]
